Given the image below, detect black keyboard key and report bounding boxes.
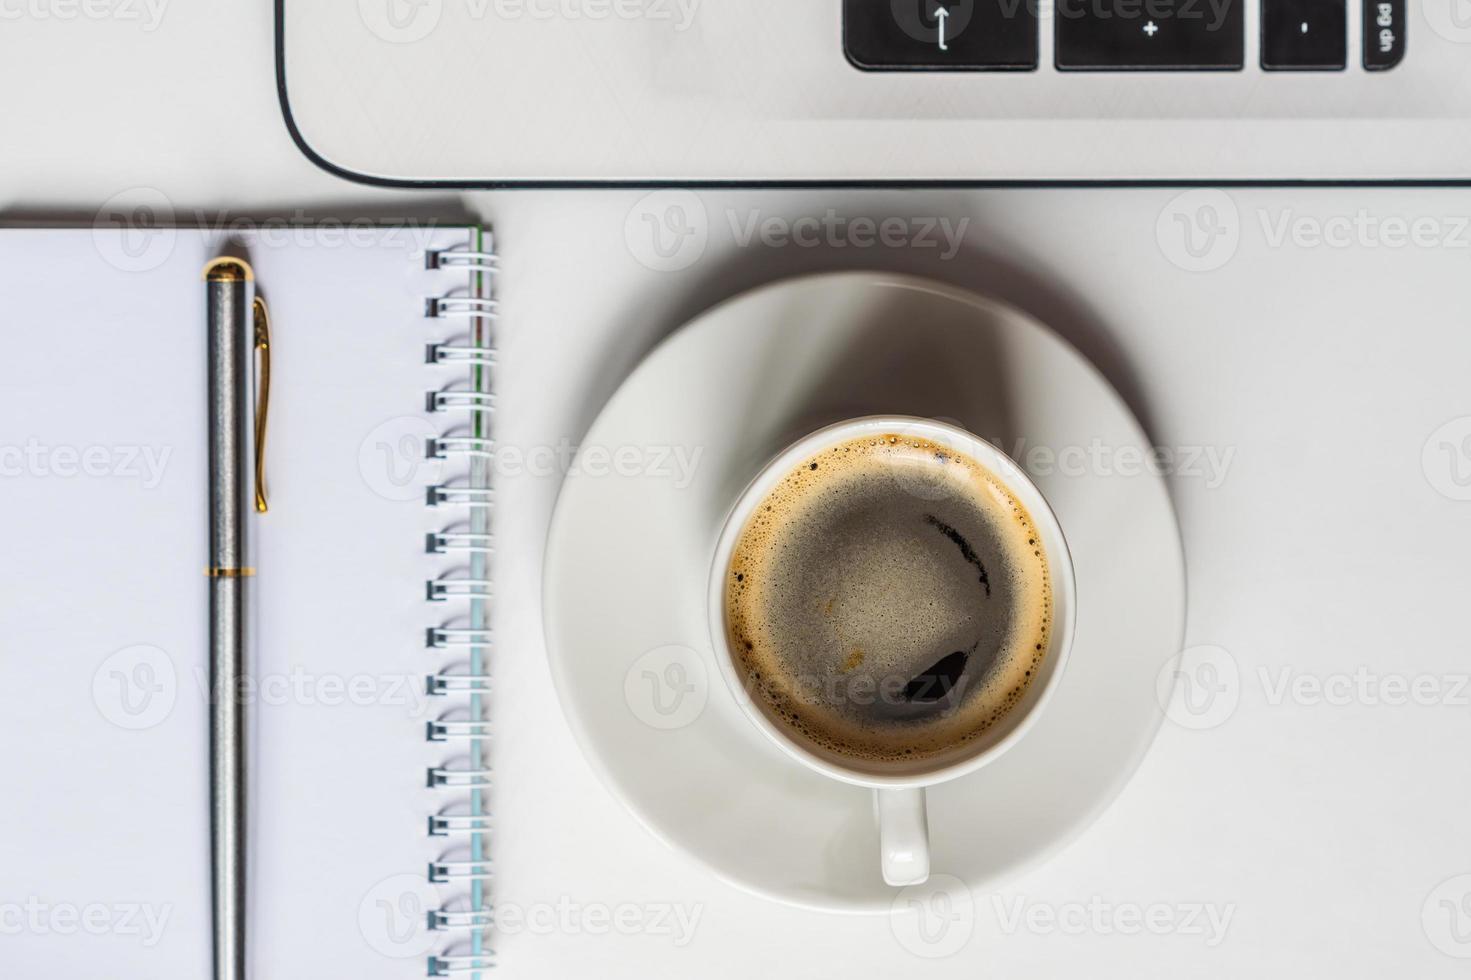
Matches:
[844,0,1038,71]
[1363,0,1405,70]
[1262,0,1346,68]
[1055,0,1244,70]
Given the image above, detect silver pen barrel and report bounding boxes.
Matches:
[205,257,256,980]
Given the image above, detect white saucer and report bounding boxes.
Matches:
[543,273,1185,912]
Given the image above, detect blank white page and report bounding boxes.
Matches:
[0,230,214,978]
[249,226,482,980]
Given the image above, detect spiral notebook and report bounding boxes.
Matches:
[0,225,496,978]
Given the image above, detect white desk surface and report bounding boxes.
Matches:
[3,5,1471,979]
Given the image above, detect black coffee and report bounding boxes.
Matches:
[724,433,1052,767]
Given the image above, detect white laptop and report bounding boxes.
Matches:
[277,0,1467,183]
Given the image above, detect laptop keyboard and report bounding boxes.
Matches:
[843,0,1404,71]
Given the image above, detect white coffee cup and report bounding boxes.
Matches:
[707,416,1077,887]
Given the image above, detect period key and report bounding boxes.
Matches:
[1055,0,1244,70]
[1262,0,1347,70]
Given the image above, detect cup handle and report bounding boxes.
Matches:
[877,787,930,886]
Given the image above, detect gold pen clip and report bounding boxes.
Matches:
[253,295,271,514]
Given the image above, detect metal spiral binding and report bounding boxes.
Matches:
[427,484,496,507]
[428,719,493,741]
[429,812,494,836]
[429,954,497,977]
[431,908,496,930]
[426,532,495,555]
[427,578,494,602]
[428,436,496,460]
[429,343,499,368]
[423,241,497,976]
[427,627,494,649]
[428,391,497,415]
[428,249,499,271]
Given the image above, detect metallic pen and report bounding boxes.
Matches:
[204,257,270,980]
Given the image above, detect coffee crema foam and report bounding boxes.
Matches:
[724,433,1052,768]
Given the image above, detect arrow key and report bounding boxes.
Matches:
[844,0,1039,71]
